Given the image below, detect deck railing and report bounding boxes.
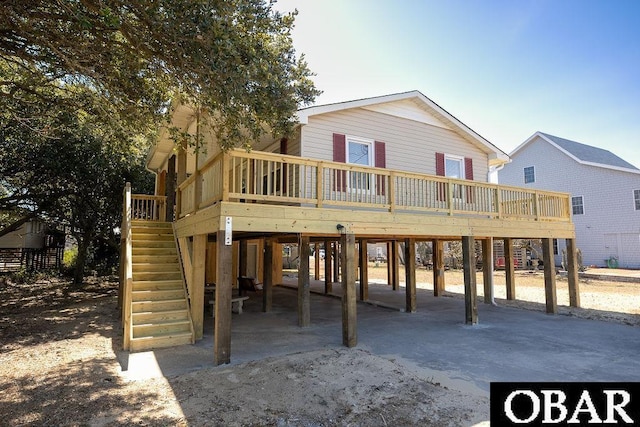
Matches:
[173,149,571,222]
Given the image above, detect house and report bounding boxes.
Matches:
[499,131,640,269]
[0,220,64,272]
[120,91,580,363]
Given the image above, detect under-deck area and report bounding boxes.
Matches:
[122,284,640,390]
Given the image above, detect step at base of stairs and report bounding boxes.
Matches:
[129,331,194,352]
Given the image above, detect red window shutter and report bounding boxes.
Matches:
[333,133,346,191]
[374,141,386,196]
[464,157,474,203]
[435,152,445,176]
[435,152,445,201]
[464,157,473,180]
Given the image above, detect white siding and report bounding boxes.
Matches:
[300,108,489,181]
[500,135,640,268]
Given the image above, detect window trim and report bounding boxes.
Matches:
[345,136,374,166]
[634,189,640,211]
[524,166,535,184]
[444,154,465,179]
[571,195,585,215]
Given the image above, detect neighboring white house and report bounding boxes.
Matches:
[499,131,640,268]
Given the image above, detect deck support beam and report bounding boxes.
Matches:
[341,233,357,347]
[191,234,207,340]
[391,241,399,291]
[314,242,320,281]
[566,238,580,308]
[482,238,494,304]
[239,239,248,277]
[214,229,232,365]
[462,236,478,324]
[433,239,445,296]
[404,238,416,313]
[324,240,333,294]
[333,242,340,283]
[504,238,516,300]
[298,235,311,327]
[359,239,368,301]
[263,239,273,312]
[542,238,558,314]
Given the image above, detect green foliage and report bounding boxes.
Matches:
[0,0,320,150]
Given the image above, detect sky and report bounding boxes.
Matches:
[274,0,640,168]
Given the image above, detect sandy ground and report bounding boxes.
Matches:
[0,270,638,426]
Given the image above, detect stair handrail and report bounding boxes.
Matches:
[121,182,133,349]
[173,223,196,343]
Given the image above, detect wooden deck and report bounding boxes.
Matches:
[166,149,574,240]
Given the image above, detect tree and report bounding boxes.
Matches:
[0,0,320,149]
[1,1,319,283]
[0,75,153,284]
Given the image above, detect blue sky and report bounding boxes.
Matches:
[274,0,640,168]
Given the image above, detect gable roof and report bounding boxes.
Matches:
[512,131,640,174]
[297,90,510,167]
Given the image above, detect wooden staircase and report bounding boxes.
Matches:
[127,220,194,351]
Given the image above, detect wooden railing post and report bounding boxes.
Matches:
[447,180,454,215]
[496,188,503,219]
[222,152,230,202]
[533,191,540,220]
[122,182,133,350]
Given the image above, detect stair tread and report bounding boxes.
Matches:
[130,331,193,340]
[133,318,190,327]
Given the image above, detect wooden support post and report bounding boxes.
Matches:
[341,233,357,347]
[482,238,494,304]
[391,241,400,291]
[566,238,580,308]
[404,238,416,313]
[462,236,478,324]
[239,240,248,276]
[324,240,333,294]
[542,237,557,314]
[263,239,273,312]
[165,155,176,222]
[314,242,320,281]
[214,229,232,365]
[386,241,392,286]
[433,239,445,296]
[298,235,311,327]
[504,238,516,300]
[359,239,368,301]
[191,234,207,340]
[333,241,340,283]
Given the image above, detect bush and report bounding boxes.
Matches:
[62,246,78,276]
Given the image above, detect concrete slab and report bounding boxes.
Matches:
[120,283,640,393]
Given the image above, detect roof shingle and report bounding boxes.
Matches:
[540,132,638,171]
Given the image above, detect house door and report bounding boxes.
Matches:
[619,233,640,268]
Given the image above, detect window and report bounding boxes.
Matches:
[572,196,584,215]
[445,155,465,198]
[444,155,464,179]
[524,166,535,184]
[346,137,373,190]
[634,189,640,211]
